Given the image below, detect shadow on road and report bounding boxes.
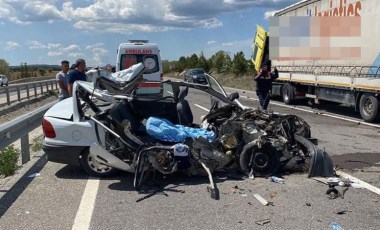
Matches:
[0,156,47,219]
[55,165,88,180]
[331,152,380,170]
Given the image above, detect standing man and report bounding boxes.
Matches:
[56,60,70,101]
[254,62,278,110]
[67,59,87,97]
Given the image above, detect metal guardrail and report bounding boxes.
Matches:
[0,101,56,164]
[0,79,58,106]
[9,76,55,84]
[276,65,380,77]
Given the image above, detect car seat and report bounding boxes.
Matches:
[177,86,193,126]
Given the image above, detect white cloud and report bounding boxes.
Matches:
[202,38,252,59]
[91,47,109,66]
[28,40,46,49]
[68,53,84,58]
[207,40,217,45]
[264,10,277,20]
[0,0,296,33]
[62,44,81,53]
[5,41,22,50]
[85,43,104,50]
[47,43,62,49]
[48,51,62,57]
[222,42,234,46]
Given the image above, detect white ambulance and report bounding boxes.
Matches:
[116,40,163,96]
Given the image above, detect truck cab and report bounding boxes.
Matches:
[116,40,163,96]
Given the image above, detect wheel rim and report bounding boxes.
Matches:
[283,88,289,102]
[363,97,373,116]
[87,153,112,173]
[252,151,270,169]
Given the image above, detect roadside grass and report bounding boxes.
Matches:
[31,135,44,152]
[212,73,256,91]
[0,145,20,177]
[166,71,256,91]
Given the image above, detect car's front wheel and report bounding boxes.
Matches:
[79,148,117,177]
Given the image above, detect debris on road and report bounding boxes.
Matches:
[269,191,277,199]
[28,173,40,178]
[255,218,271,226]
[335,208,350,215]
[306,202,311,206]
[254,193,273,206]
[329,222,345,230]
[270,176,285,184]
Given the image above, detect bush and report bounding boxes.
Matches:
[31,135,43,152]
[0,145,20,177]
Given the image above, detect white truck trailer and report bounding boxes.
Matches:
[252,0,380,122]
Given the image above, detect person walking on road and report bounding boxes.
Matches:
[254,62,278,110]
[56,60,70,101]
[67,59,87,97]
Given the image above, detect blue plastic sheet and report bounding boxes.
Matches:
[146,117,215,142]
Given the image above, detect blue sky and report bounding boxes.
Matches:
[0,0,298,67]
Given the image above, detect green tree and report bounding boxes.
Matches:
[0,59,11,75]
[175,56,187,73]
[187,53,199,69]
[210,50,226,73]
[222,52,232,73]
[196,52,211,72]
[231,51,248,76]
[38,68,46,76]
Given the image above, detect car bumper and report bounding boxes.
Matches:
[195,79,207,84]
[43,140,86,166]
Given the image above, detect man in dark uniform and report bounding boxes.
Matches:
[254,63,278,110]
[67,59,87,96]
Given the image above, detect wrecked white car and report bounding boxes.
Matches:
[43,63,333,199]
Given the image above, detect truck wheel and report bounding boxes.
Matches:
[79,148,117,177]
[282,83,295,105]
[359,94,380,122]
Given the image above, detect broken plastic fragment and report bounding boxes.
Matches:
[255,219,271,226]
[28,173,40,178]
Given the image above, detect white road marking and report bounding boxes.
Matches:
[239,95,380,129]
[72,177,100,230]
[337,170,380,196]
[194,104,210,112]
[166,91,173,95]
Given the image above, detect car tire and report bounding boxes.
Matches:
[359,93,380,122]
[79,147,117,177]
[282,83,295,105]
[0,82,3,87]
[240,143,280,177]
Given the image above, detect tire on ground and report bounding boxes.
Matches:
[282,83,295,105]
[359,93,380,122]
[79,147,117,177]
[239,143,280,177]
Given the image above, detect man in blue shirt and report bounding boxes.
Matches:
[67,59,87,96]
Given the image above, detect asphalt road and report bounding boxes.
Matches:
[1,86,380,230]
